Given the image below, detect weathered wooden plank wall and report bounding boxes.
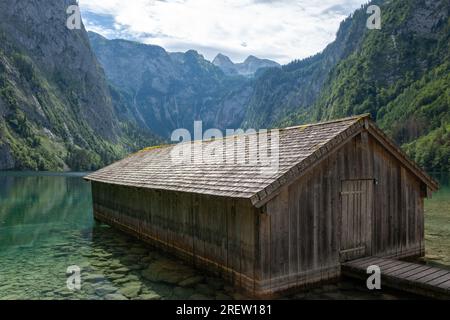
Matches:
[258,132,426,294]
[91,183,258,294]
[370,136,424,258]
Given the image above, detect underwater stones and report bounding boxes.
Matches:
[114,267,130,274]
[2,294,23,300]
[83,273,106,283]
[107,273,125,280]
[140,256,154,264]
[173,286,195,299]
[53,252,70,258]
[82,284,96,295]
[129,247,148,255]
[121,255,140,264]
[195,283,214,297]
[91,260,110,268]
[178,276,204,288]
[80,250,96,258]
[57,291,74,298]
[150,282,174,298]
[79,260,92,269]
[189,294,212,300]
[112,274,140,285]
[141,259,194,284]
[0,284,15,291]
[108,260,123,269]
[92,250,113,259]
[118,282,142,298]
[95,284,118,296]
[138,291,161,300]
[104,293,128,300]
[128,264,145,271]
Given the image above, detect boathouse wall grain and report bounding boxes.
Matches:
[256,133,426,294]
[92,182,260,293]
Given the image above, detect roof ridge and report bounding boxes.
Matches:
[135,114,371,154]
[283,113,371,131]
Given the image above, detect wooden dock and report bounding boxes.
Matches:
[342,257,450,299]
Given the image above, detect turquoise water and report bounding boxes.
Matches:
[424,173,450,268]
[0,172,433,300]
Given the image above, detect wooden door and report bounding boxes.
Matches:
[339,179,374,262]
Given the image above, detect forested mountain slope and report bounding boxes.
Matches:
[273,0,449,171]
[0,0,159,171]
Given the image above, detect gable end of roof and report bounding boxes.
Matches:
[252,116,439,208]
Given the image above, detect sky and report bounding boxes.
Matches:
[78,0,366,65]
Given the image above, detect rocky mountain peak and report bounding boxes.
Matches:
[212,53,279,77]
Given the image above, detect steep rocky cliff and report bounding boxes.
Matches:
[89,32,253,137]
[0,0,158,170]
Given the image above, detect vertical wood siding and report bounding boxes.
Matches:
[91,185,258,294]
[258,132,426,294]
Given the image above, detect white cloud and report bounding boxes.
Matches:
[79,0,365,64]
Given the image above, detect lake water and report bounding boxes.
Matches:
[1,171,447,300]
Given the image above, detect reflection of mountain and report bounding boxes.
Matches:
[0,173,93,247]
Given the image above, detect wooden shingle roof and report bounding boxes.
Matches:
[85,114,438,207]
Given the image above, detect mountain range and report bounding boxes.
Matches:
[88,32,255,138]
[212,54,280,77]
[0,0,448,172]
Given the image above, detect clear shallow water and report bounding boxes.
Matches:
[424,173,450,268]
[1,172,444,300]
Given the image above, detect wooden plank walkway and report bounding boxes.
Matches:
[342,257,450,299]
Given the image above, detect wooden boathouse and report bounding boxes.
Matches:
[85,114,439,297]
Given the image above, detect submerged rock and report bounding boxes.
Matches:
[95,285,118,296]
[138,291,161,300]
[141,259,195,284]
[104,293,128,300]
[83,274,106,283]
[178,276,204,287]
[189,294,212,300]
[195,283,215,297]
[173,286,195,299]
[118,282,142,298]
